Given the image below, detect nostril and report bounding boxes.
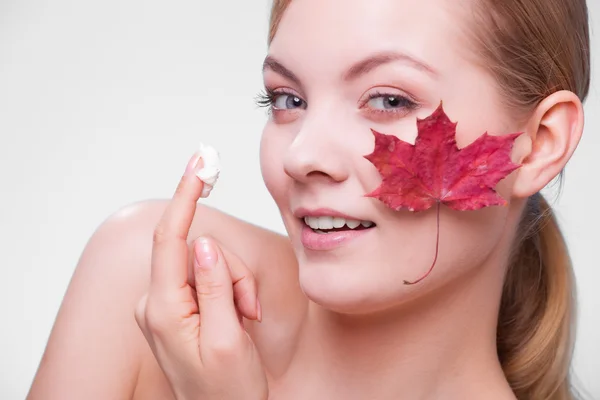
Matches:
[305,170,337,182]
[306,171,329,178]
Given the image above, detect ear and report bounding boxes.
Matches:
[512,90,584,198]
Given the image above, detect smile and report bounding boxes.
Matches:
[299,215,377,251]
[303,216,375,233]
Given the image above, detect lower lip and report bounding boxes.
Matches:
[300,224,372,251]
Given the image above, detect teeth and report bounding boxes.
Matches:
[305,217,318,230]
[303,216,374,230]
[346,219,361,229]
[332,217,345,228]
[318,216,334,230]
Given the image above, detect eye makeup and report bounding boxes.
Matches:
[255,86,421,124]
[358,89,420,122]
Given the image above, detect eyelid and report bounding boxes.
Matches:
[272,87,302,98]
[357,89,421,123]
[266,85,305,99]
[357,87,419,108]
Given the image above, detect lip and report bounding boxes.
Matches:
[294,207,376,251]
[293,207,366,221]
[301,224,373,251]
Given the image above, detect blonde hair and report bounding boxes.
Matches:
[267,1,590,399]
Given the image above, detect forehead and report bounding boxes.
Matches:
[269,0,473,79]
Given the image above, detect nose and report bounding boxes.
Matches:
[283,111,350,185]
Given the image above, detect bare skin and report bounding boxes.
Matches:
[28,199,518,400]
[28,0,584,398]
[28,200,305,400]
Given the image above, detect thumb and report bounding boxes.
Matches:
[193,237,241,342]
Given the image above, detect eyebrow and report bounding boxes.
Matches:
[262,56,303,88]
[344,51,438,81]
[262,51,438,86]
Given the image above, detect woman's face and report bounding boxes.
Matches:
[260,0,524,313]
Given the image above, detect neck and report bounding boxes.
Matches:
[277,260,516,400]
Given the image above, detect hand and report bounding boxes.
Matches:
[135,153,268,400]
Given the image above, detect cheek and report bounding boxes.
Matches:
[438,207,510,270]
[298,204,512,315]
[372,205,510,293]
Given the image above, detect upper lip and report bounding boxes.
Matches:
[293,207,373,222]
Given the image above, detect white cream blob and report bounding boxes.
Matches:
[195,143,221,198]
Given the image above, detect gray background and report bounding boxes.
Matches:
[0,1,598,399]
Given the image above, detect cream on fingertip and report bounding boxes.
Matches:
[195,143,221,198]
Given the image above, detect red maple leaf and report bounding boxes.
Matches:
[364,103,522,285]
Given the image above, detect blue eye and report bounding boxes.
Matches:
[255,89,306,111]
[367,94,415,110]
[273,93,306,110]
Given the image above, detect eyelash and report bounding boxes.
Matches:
[255,88,297,113]
[360,90,419,114]
[254,87,420,118]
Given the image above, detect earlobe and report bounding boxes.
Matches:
[512,90,584,198]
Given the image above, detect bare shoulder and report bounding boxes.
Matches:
[100,197,295,268]
[28,200,164,399]
[28,199,297,400]
[127,199,297,278]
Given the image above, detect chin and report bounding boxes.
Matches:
[296,259,411,315]
[294,250,479,317]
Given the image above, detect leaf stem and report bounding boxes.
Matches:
[404,201,441,285]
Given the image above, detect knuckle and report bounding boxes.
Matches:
[204,335,242,361]
[152,224,169,245]
[144,300,172,334]
[234,280,254,304]
[240,273,257,292]
[196,279,227,299]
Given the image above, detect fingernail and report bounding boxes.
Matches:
[256,297,263,322]
[195,238,218,269]
[184,152,202,176]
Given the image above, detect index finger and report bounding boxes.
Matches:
[151,152,205,293]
